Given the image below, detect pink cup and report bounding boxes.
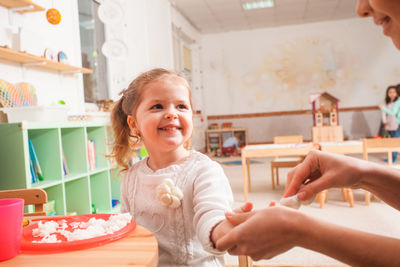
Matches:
[0,198,24,262]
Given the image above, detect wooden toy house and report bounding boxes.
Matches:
[309,92,343,142]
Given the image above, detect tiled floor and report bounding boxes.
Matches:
[213,154,400,266]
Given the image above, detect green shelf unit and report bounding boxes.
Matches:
[110,167,122,202]
[28,128,63,182]
[90,170,112,213]
[0,123,29,189]
[87,126,110,170]
[61,127,88,177]
[0,121,116,216]
[44,184,66,216]
[65,177,91,214]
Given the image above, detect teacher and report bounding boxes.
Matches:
[215,1,400,266]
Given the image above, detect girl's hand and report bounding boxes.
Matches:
[378,103,384,109]
[284,150,365,202]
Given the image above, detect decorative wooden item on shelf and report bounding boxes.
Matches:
[330,109,338,126]
[0,0,45,13]
[310,92,343,142]
[315,111,323,126]
[0,46,92,74]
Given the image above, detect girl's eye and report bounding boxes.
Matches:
[177,104,188,109]
[150,104,163,109]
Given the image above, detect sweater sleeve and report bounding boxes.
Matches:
[192,160,234,255]
[382,100,400,116]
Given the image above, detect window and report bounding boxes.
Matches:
[78,0,109,103]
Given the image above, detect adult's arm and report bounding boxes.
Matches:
[285,150,400,210]
[216,206,400,267]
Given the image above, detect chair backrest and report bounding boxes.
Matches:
[0,188,48,216]
[363,138,400,165]
[274,135,303,144]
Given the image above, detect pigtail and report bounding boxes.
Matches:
[110,97,134,172]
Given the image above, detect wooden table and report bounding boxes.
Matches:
[319,140,362,154]
[1,225,158,267]
[241,143,316,201]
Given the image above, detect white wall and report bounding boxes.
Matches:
[0,0,176,114]
[0,0,84,114]
[201,18,400,115]
[106,0,174,100]
[202,18,400,143]
[170,6,205,150]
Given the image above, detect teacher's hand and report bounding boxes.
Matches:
[215,206,304,260]
[284,150,365,202]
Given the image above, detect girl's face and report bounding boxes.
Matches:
[128,75,193,153]
[356,0,400,49]
[388,87,398,101]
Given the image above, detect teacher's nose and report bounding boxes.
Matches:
[356,0,372,18]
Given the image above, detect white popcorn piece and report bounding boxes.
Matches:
[280,194,315,209]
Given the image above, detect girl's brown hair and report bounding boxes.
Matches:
[110,68,192,172]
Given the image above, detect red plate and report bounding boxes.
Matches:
[21,214,136,254]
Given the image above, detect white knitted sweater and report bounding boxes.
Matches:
[120,150,233,267]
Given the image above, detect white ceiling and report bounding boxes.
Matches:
[169,0,359,34]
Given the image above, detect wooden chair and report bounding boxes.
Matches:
[238,255,253,267]
[270,135,304,189]
[0,188,48,216]
[362,138,400,205]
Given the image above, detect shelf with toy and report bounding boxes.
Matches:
[90,171,112,213]
[0,0,45,13]
[0,46,93,74]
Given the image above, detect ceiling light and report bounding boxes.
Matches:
[242,0,274,10]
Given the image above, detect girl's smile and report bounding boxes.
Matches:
[128,75,193,155]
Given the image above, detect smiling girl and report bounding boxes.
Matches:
[110,68,235,266]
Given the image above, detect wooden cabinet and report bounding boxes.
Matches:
[205,128,248,153]
[0,121,120,215]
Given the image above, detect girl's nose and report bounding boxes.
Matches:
[356,0,372,18]
[164,113,178,120]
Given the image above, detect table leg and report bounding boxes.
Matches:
[365,191,370,205]
[347,188,354,208]
[242,154,249,202]
[238,255,253,267]
[317,190,327,208]
[246,158,251,192]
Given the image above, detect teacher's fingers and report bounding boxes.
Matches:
[232,201,253,213]
[225,210,254,226]
[284,150,321,197]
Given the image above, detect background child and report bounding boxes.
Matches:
[380,84,400,162]
[222,134,242,156]
[110,68,234,266]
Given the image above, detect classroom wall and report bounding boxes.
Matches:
[201,18,400,143]
[0,0,84,113]
[202,18,400,114]
[0,0,175,114]
[106,0,175,100]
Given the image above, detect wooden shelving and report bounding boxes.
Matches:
[0,46,93,74]
[0,0,45,13]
